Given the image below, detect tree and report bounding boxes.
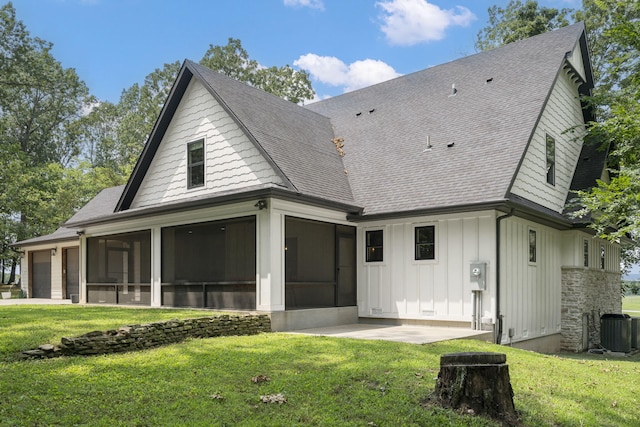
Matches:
[475,0,640,269]
[575,5,640,263]
[200,38,314,104]
[0,2,93,282]
[475,0,573,51]
[81,38,316,183]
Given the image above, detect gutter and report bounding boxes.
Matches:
[66,186,363,229]
[495,208,515,345]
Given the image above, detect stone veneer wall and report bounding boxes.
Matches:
[561,267,622,352]
[21,314,271,359]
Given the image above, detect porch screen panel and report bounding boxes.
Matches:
[86,231,151,305]
[161,216,256,309]
[285,217,336,309]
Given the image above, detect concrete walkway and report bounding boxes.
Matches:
[288,323,493,345]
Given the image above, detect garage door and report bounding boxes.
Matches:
[31,250,51,298]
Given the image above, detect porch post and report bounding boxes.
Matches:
[151,227,162,307]
[256,203,285,311]
[79,236,87,303]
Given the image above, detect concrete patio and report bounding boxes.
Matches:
[288,323,494,345]
[0,298,494,345]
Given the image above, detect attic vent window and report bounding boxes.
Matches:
[187,139,205,189]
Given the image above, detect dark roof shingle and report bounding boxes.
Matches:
[306,23,587,216]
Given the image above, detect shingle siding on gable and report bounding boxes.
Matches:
[510,69,585,212]
[131,79,284,209]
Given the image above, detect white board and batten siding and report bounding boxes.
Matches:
[510,67,586,213]
[499,217,562,344]
[131,79,284,209]
[358,211,496,324]
[561,230,621,273]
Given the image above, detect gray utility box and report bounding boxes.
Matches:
[600,314,632,353]
[632,317,640,350]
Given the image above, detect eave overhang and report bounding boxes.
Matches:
[66,187,363,229]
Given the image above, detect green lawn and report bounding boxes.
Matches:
[623,294,640,314]
[1,306,639,426]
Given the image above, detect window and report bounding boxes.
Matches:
[546,134,555,186]
[415,226,436,260]
[366,230,383,262]
[529,229,537,263]
[600,244,606,270]
[583,239,589,267]
[187,139,204,188]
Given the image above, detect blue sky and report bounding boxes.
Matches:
[10,0,581,103]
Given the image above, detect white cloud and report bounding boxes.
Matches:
[376,0,476,46]
[294,54,402,93]
[283,0,324,10]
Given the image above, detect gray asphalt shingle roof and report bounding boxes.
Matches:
[306,23,587,216]
[188,61,356,206]
[15,186,124,246]
[21,23,598,242]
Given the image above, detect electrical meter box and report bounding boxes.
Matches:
[470,262,486,291]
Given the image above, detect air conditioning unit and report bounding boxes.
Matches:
[631,317,640,350]
[600,314,632,353]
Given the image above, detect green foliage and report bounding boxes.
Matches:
[476,1,640,267]
[475,0,573,51]
[624,282,640,296]
[1,306,640,426]
[0,2,94,279]
[574,2,640,264]
[1,4,315,279]
[200,37,315,104]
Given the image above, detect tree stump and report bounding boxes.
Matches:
[435,352,516,422]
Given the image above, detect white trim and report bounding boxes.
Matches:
[411,222,438,265]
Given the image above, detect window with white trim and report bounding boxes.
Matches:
[365,230,383,262]
[529,229,537,263]
[414,225,436,260]
[187,139,205,188]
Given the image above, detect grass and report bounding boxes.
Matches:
[1,306,639,426]
[623,294,640,314]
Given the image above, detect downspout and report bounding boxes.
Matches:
[495,208,515,345]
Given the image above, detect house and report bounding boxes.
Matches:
[16,23,622,353]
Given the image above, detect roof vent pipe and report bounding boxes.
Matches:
[450,84,457,97]
[423,135,433,152]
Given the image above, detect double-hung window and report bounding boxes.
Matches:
[365,230,383,262]
[188,139,205,188]
[415,226,435,260]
